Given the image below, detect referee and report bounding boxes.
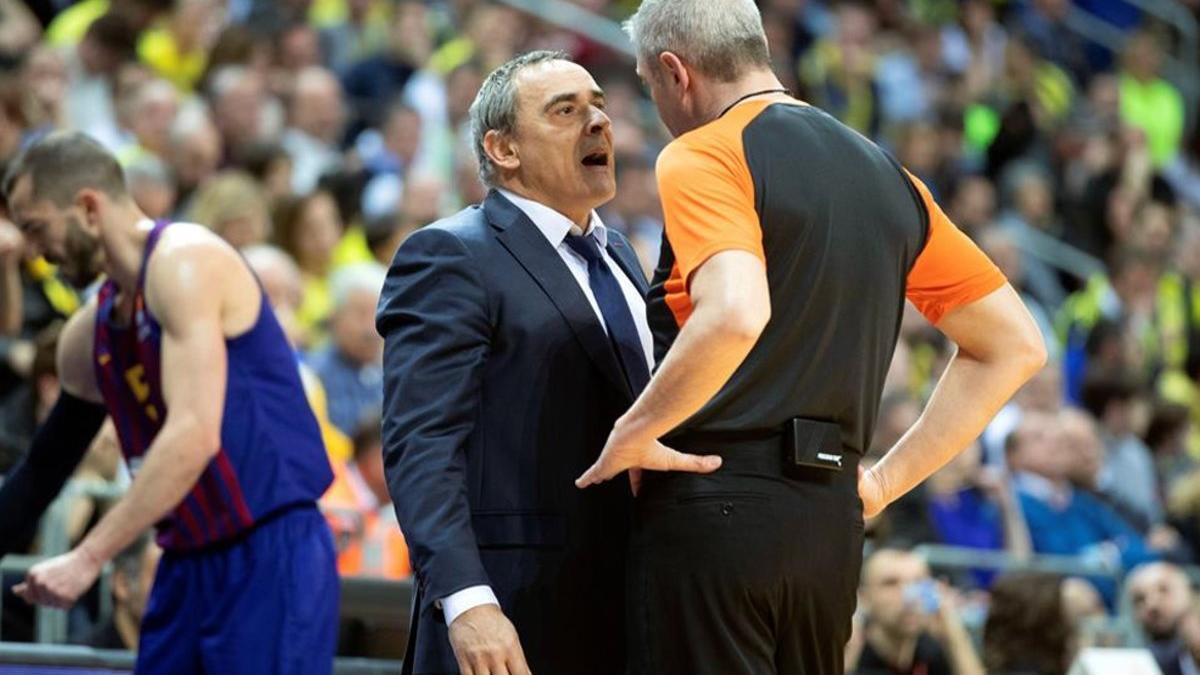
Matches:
[576,1,1047,673]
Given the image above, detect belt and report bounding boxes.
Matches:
[665,419,861,478]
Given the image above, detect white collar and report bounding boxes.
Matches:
[497,188,609,250]
[1014,471,1073,507]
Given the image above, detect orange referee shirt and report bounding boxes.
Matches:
[647,94,1006,452]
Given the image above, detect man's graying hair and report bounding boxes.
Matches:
[623,0,771,82]
[469,50,572,187]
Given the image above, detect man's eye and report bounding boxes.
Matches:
[559,105,575,115]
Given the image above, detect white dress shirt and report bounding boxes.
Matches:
[439,189,653,626]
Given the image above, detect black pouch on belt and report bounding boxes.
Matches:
[784,417,845,472]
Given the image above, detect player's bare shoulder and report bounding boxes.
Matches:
[142,222,261,337]
[57,297,102,404]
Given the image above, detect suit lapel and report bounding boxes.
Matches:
[485,191,634,401]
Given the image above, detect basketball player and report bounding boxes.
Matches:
[0,131,338,674]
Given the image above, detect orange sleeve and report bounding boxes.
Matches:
[905,171,1007,324]
[656,137,764,288]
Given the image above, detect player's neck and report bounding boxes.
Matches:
[701,71,790,124]
[100,204,155,292]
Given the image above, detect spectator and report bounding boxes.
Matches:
[1007,411,1157,602]
[207,65,271,157]
[233,142,294,206]
[995,163,1072,300]
[1080,370,1163,528]
[1173,596,1200,675]
[1011,0,1090,85]
[136,0,224,92]
[120,78,180,164]
[316,0,390,73]
[982,572,1072,675]
[1057,249,1163,401]
[276,22,323,75]
[799,2,881,139]
[272,188,344,342]
[22,45,69,132]
[924,441,1031,571]
[847,549,984,675]
[0,75,30,165]
[281,66,346,194]
[320,414,410,580]
[1119,30,1184,168]
[44,0,171,48]
[166,105,222,217]
[187,170,271,249]
[945,174,996,239]
[1143,403,1194,499]
[124,154,177,220]
[87,532,161,650]
[341,0,430,139]
[1126,562,1194,674]
[305,263,385,436]
[63,12,138,147]
[361,210,420,267]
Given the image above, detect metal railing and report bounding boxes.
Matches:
[0,642,403,674]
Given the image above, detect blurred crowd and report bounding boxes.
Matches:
[4,0,1200,669]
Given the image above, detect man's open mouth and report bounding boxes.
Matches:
[582,151,609,167]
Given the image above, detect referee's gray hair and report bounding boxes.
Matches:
[623,0,771,82]
[469,50,572,188]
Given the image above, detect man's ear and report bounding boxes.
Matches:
[483,129,520,174]
[658,51,690,92]
[74,189,104,232]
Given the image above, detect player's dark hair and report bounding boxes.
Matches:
[2,131,128,207]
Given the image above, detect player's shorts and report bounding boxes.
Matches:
[135,503,339,675]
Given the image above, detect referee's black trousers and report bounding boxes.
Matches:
[627,436,864,675]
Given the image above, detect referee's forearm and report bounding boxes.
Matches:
[872,350,1036,507]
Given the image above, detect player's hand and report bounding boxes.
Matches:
[448,604,532,675]
[14,547,103,609]
[575,418,721,492]
[858,465,888,519]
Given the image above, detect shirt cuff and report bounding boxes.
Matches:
[439,585,499,626]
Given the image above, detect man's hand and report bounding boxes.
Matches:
[0,219,23,266]
[858,465,888,519]
[448,604,532,675]
[14,546,103,609]
[576,419,721,490]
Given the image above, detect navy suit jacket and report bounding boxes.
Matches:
[377,190,648,675]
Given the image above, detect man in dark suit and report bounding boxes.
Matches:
[376,50,717,675]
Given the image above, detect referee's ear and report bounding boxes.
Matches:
[657,52,690,91]
[483,129,520,173]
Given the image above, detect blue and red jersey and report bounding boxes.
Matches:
[92,221,332,552]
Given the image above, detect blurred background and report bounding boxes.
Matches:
[4,0,1200,672]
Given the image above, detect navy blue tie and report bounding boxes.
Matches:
[564,234,651,394]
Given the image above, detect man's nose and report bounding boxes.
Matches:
[586,106,611,135]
